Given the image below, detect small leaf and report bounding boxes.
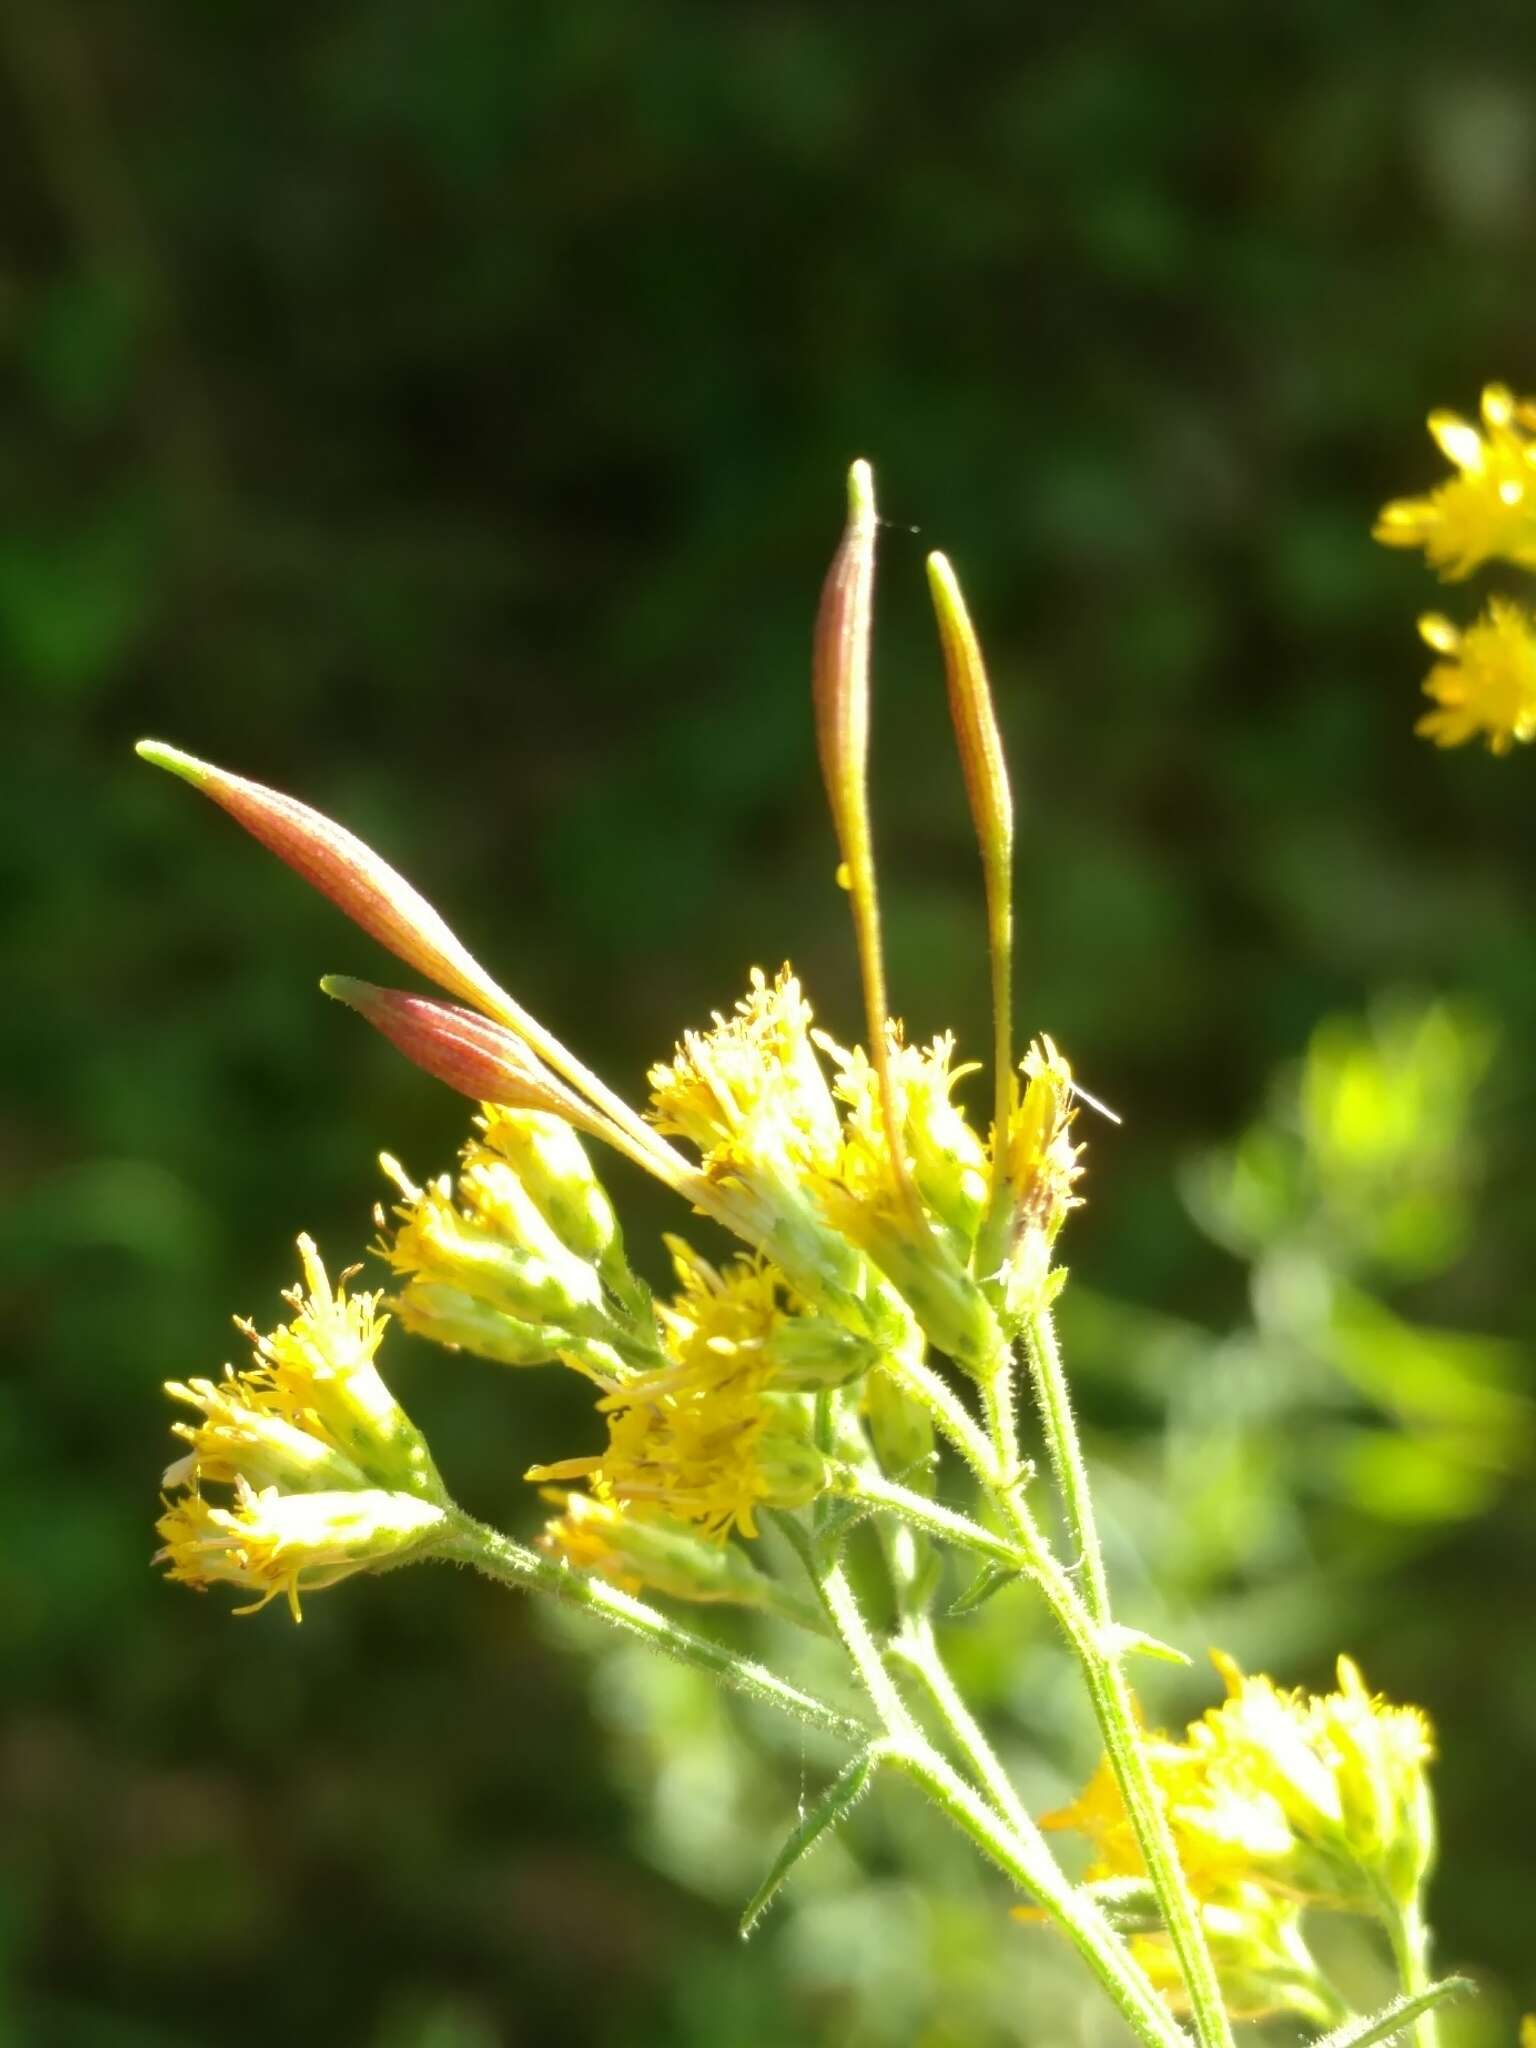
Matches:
[1081,1875,1162,1932]
[740,1750,880,1936]
[948,1559,1019,1617]
[1106,1624,1191,1666]
[1312,1976,1475,2048]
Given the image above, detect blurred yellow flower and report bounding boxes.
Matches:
[1413,601,1536,754]
[1039,1747,1331,2024]
[1375,383,1536,580]
[1048,1652,1435,1917]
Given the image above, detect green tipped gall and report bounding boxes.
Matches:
[136,741,512,1020]
[927,553,1016,1158]
[811,460,877,882]
[321,977,598,1130]
[811,465,922,1223]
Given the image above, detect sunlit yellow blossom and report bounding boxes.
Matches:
[537,1487,773,1606]
[156,1481,447,1621]
[817,1028,989,1242]
[165,1236,442,1503]
[650,966,842,1171]
[648,968,869,1319]
[1520,2016,1536,2048]
[812,1023,1001,1370]
[528,1241,827,1540]
[1375,383,1536,580]
[981,1034,1085,1317]
[1413,601,1536,754]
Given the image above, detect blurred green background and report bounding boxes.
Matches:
[5,3,1536,2042]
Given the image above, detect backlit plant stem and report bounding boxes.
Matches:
[1382,1895,1441,2048]
[979,1326,1237,2048]
[444,1514,870,1742]
[815,1538,1187,2048]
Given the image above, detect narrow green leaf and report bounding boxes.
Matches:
[947,1559,1019,1617]
[1312,1976,1475,2048]
[740,1750,881,1937]
[1106,1623,1192,1667]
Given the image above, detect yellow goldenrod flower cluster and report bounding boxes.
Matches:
[1376,382,1536,751]
[141,465,1093,1630]
[156,1238,450,1618]
[1043,1652,1436,2022]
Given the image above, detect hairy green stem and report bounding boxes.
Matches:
[1019,1307,1110,1618]
[885,1744,1189,2048]
[979,1324,1236,2048]
[1382,1896,1441,2048]
[443,1515,871,1742]
[816,1553,918,1735]
[890,1614,1035,1842]
[811,1527,1185,2048]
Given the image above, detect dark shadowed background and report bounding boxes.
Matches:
[5,4,1536,2043]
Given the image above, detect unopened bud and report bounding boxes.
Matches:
[862,1362,935,1486]
[480,1106,643,1312]
[753,1413,830,1510]
[390,1281,566,1368]
[763,1314,878,1391]
[385,1172,607,1334]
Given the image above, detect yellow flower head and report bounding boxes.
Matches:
[648,968,871,1320]
[164,1236,442,1503]
[808,1022,1000,1370]
[1375,383,1536,580]
[157,1239,448,1620]
[528,1241,827,1541]
[649,965,841,1173]
[973,1035,1085,1320]
[156,1481,447,1621]
[537,1487,772,1606]
[1413,600,1536,754]
[817,1026,989,1242]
